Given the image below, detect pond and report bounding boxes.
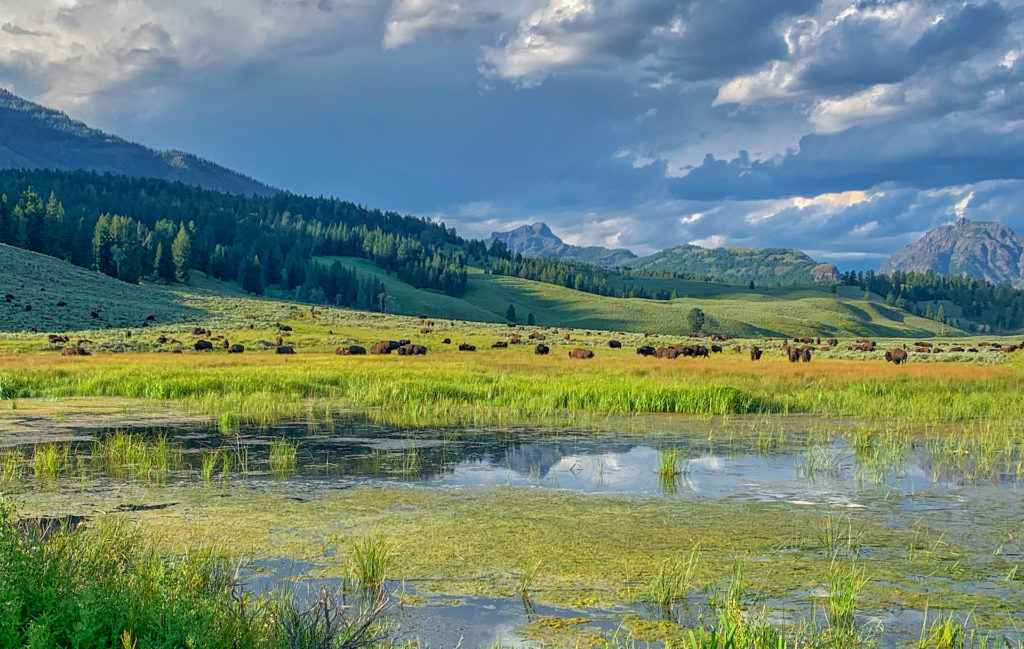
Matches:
[4,414,1023,647]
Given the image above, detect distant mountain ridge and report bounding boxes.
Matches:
[880,218,1024,288]
[0,89,276,196]
[488,222,638,267]
[490,222,839,285]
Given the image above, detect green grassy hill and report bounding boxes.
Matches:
[0,244,962,338]
[321,256,957,337]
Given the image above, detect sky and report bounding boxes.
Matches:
[2,0,1023,269]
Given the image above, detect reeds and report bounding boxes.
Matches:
[636,546,701,613]
[351,536,394,591]
[268,437,298,476]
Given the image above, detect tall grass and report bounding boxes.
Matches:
[638,547,702,615]
[32,443,69,482]
[268,438,298,476]
[350,536,394,591]
[0,499,390,649]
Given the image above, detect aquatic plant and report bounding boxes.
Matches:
[0,451,24,489]
[826,561,867,634]
[636,546,701,614]
[217,411,241,435]
[351,536,394,591]
[519,559,542,601]
[200,449,220,483]
[32,442,68,482]
[268,437,298,476]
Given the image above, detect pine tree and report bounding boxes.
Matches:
[172,223,191,283]
[527,312,536,326]
[506,304,516,323]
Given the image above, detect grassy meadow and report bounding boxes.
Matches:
[5,244,1024,647]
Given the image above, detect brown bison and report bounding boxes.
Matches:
[608,340,622,348]
[529,332,545,340]
[194,340,213,351]
[568,348,594,359]
[227,344,245,354]
[370,341,392,354]
[826,338,838,346]
[47,334,69,344]
[885,349,908,365]
[787,347,800,363]
[420,328,432,334]
[636,345,655,356]
[222,339,230,349]
[534,344,550,355]
[458,343,476,352]
[61,347,90,356]
[750,346,763,361]
[398,344,427,355]
[492,341,508,348]
[655,347,679,359]
[275,346,295,354]
[799,346,812,362]
[155,335,168,344]
[336,345,366,355]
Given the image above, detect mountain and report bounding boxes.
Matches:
[880,218,1024,287]
[628,246,840,285]
[489,222,637,267]
[0,89,276,196]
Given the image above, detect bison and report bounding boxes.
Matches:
[275,346,295,354]
[750,346,763,361]
[534,344,550,355]
[156,335,168,344]
[568,348,594,359]
[636,345,655,356]
[227,344,245,354]
[47,334,69,344]
[336,345,366,355]
[826,338,838,346]
[529,332,545,340]
[194,340,214,351]
[397,344,427,355]
[655,347,679,359]
[885,348,908,365]
[799,346,812,363]
[491,341,508,349]
[458,343,476,352]
[56,301,67,307]
[608,340,622,348]
[61,347,90,356]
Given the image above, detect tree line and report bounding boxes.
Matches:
[0,169,467,309]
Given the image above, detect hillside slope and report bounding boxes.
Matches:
[628,245,840,285]
[0,90,275,196]
[324,255,954,337]
[880,218,1024,287]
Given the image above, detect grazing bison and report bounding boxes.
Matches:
[47,334,69,344]
[277,324,293,332]
[222,339,230,349]
[420,328,432,334]
[61,347,90,356]
[90,311,100,319]
[458,343,476,352]
[534,344,550,355]
[194,340,214,351]
[155,335,168,344]
[192,327,206,336]
[441,338,451,344]
[529,332,545,340]
[655,347,679,359]
[826,338,838,346]
[491,341,508,348]
[227,344,245,354]
[608,340,622,348]
[398,344,427,355]
[568,348,594,359]
[885,348,908,365]
[77,339,93,346]
[276,346,295,354]
[710,345,722,354]
[949,346,965,352]
[636,345,655,356]
[336,345,366,355]
[750,346,763,361]
[56,301,67,307]
[370,341,393,354]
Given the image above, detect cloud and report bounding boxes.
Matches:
[383,0,503,48]
[0,0,382,112]
[479,0,818,86]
